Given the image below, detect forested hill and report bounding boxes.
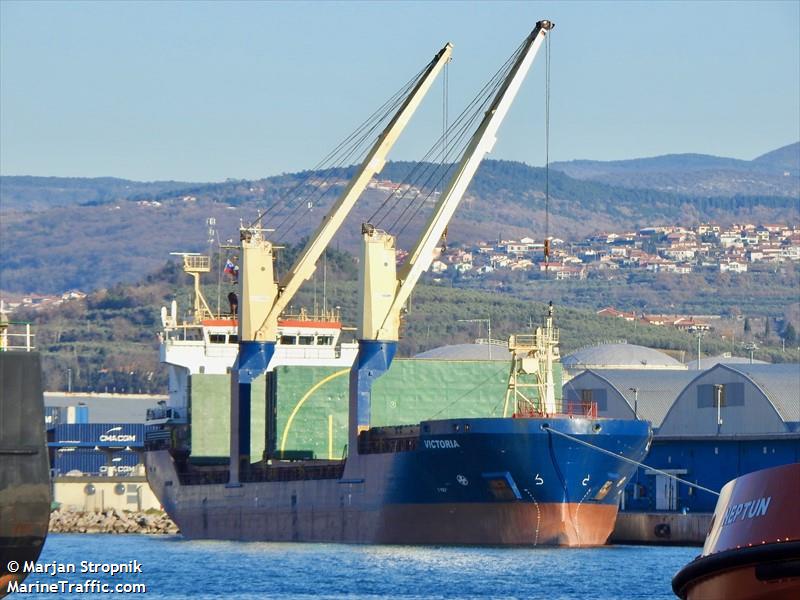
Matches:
[16,256,782,394]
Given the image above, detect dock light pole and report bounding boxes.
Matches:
[628,387,639,420]
[713,384,724,433]
[691,328,705,370]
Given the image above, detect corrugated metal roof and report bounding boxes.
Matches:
[722,363,800,423]
[414,343,510,361]
[562,343,685,369]
[566,369,697,426]
[686,354,769,370]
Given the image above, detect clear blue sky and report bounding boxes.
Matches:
[1,0,798,182]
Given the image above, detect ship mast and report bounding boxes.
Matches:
[503,302,560,417]
[350,20,555,451]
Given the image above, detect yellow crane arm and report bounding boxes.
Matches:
[253,43,453,341]
[360,21,554,341]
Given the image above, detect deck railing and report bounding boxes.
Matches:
[0,321,35,351]
[513,401,598,419]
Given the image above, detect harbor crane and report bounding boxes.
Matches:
[350,20,555,451]
[229,44,453,484]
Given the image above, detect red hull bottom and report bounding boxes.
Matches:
[685,565,800,600]
[377,502,619,546]
[175,499,619,546]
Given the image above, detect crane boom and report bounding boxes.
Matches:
[360,21,554,342]
[229,42,453,485]
[349,21,555,454]
[251,43,453,342]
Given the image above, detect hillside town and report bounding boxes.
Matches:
[433,222,800,280]
[4,222,798,315]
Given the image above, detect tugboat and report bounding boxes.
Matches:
[672,463,800,599]
[0,314,50,598]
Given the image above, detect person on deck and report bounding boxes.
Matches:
[228,291,238,317]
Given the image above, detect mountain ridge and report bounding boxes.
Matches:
[549,142,799,197]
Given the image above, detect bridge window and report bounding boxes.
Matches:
[209,334,226,344]
[280,335,297,345]
[299,335,315,346]
[317,336,334,345]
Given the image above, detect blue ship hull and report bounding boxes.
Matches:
[146,415,651,546]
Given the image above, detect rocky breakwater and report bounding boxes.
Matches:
[49,508,179,534]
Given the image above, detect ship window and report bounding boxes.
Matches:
[229,335,238,343]
[299,335,315,346]
[280,335,296,345]
[184,328,203,341]
[209,334,226,344]
[317,335,334,345]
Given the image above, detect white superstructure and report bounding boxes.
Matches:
[154,255,357,423]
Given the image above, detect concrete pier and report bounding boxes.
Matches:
[611,511,712,546]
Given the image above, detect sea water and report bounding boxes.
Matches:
[11,534,696,599]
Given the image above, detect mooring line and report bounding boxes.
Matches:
[541,425,720,497]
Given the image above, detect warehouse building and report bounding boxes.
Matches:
[563,369,697,425]
[565,362,800,513]
[561,342,687,377]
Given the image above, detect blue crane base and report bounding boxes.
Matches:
[349,340,397,453]
[231,340,276,464]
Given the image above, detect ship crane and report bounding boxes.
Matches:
[350,20,554,451]
[229,44,453,485]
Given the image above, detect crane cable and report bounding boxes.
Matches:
[386,40,528,237]
[544,33,551,273]
[248,62,430,231]
[542,425,720,497]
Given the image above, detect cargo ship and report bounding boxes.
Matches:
[146,20,651,546]
[672,463,800,599]
[146,299,652,546]
[0,316,50,597]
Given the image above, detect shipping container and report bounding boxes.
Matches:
[51,423,145,448]
[53,448,107,476]
[52,448,143,477]
[105,450,143,477]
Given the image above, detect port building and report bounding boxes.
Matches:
[563,369,697,426]
[563,359,800,513]
[44,394,163,511]
[562,342,687,375]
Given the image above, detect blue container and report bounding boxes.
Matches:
[51,423,145,448]
[106,450,143,477]
[53,448,107,476]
